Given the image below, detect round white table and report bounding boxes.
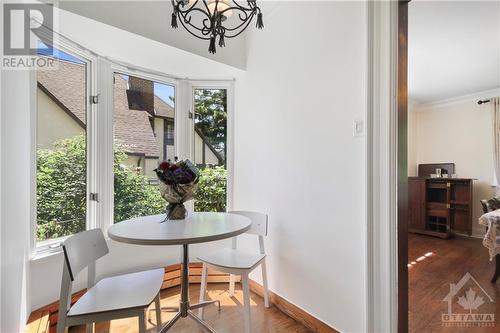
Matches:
[108,212,251,333]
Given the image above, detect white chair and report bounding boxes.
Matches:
[57,229,164,333]
[197,211,269,333]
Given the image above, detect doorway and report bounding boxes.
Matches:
[402,1,500,332]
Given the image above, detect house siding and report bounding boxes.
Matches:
[37,88,84,149]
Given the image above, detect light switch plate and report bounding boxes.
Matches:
[353,119,364,137]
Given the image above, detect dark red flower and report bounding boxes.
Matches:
[159,161,170,171]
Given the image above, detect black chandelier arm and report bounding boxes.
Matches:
[222,12,255,38]
[218,10,255,32]
[177,8,212,33]
[228,0,255,11]
[174,0,203,13]
[216,5,252,22]
[177,13,212,40]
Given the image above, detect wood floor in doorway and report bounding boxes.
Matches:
[409,233,499,333]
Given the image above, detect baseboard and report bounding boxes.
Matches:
[248,280,339,333]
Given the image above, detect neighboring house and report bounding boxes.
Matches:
[37,58,223,180]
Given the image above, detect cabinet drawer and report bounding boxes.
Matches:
[427,210,448,218]
[427,202,447,210]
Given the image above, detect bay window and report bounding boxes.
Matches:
[33,41,233,253]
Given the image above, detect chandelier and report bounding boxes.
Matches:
[171,0,264,54]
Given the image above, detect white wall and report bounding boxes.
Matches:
[1,70,33,333]
[408,101,419,177]
[408,91,500,237]
[234,2,367,332]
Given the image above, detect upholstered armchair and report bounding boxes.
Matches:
[480,197,500,214]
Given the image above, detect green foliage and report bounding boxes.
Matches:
[194,89,227,159]
[37,136,87,241]
[36,135,165,241]
[113,150,165,223]
[194,166,227,212]
[37,135,228,241]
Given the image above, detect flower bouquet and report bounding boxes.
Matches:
[154,157,199,220]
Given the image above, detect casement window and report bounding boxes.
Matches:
[112,72,177,223]
[34,42,97,252]
[192,86,230,213]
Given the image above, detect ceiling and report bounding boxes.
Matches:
[409,1,500,104]
[59,1,499,104]
[58,1,247,69]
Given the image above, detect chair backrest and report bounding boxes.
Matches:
[58,229,109,330]
[229,211,268,236]
[62,228,109,281]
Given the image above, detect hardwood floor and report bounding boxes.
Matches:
[409,233,500,333]
[69,283,313,333]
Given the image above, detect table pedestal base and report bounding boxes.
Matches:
[159,244,221,333]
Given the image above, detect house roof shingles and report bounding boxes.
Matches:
[154,95,174,118]
[37,59,163,158]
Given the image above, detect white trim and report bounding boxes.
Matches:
[414,88,500,111]
[366,1,399,332]
[96,58,114,235]
[30,69,37,253]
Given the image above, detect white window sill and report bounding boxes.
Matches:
[31,235,114,261]
[31,246,63,261]
[31,237,66,261]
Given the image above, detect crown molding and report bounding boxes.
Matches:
[413,87,500,112]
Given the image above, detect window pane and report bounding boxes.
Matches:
[193,89,227,212]
[36,47,87,243]
[113,73,175,223]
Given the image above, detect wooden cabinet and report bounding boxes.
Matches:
[408,178,426,231]
[408,177,474,238]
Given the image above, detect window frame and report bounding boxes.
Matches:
[189,81,235,211]
[31,39,98,256]
[107,64,180,226]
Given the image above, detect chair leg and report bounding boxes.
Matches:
[155,293,162,331]
[229,274,236,297]
[198,263,208,319]
[261,259,270,308]
[242,273,251,333]
[139,309,147,333]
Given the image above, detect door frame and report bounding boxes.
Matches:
[366,1,408,332]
